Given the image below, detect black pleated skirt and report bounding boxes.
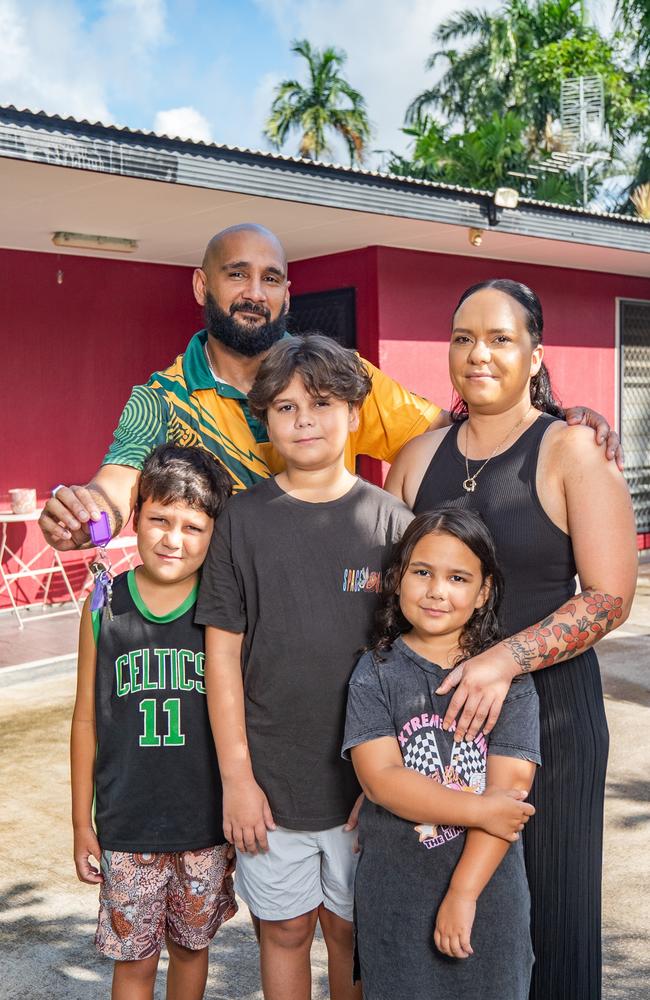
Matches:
[524,649,609,1000]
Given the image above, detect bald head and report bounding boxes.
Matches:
[193,222,291,355]
[202,223,287,275]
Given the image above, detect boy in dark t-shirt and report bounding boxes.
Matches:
[196,335,413,1000]
[71,444,236,1000]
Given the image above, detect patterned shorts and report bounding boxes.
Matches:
[95,844,237,961]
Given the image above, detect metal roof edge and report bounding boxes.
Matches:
[0,105,648,257]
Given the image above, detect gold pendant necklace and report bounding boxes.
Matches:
[461,409,532,493]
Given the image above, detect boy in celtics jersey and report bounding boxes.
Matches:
[71,444,235,1000]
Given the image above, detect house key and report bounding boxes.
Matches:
[89,512,114,620]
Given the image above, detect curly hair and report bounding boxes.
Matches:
[373,508,504,663]
[247,333,372,423]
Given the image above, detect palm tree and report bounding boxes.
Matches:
[615,0,650,200]
[616,0,650,62]
[406,0,584,131]
[264,39,372,165]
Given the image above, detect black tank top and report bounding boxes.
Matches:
[93,571,224,852]
[413,414,577,636]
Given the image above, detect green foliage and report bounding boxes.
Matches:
[388,112,592,201]
[392,112,527,190]
[407,0,585,128]
[264,39,372,166]
[527,33,639,140]
[614,0,650,207]
[397,0,642,205]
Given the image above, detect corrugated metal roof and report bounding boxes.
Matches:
[1,104,645,226]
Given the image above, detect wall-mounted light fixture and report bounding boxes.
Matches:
[487,187,520,226]
[468,228,483,247]
[494,187,519,209]
[52,231,138,252]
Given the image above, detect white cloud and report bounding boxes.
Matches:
[154,106,213,142]
[0,0,110,120]
[250,71,283,150]
[251,0,505,160]
[0,0,167,123]
[251,0,620,163]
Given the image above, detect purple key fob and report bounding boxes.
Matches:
[89,511,112,548]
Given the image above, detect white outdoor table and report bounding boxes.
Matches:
[0,508,81,628]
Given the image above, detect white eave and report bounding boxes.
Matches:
[0,105,648,277]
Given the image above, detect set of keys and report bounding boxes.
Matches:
[89,512,114,620]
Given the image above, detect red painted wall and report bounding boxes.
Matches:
[4,242,650,615]
[290,244,650,547]
[1,248,200,494]
[291,245,650,426]
[1,248,200,611]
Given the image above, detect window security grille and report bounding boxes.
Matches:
[620,300,650,532]
[287,287,356,349]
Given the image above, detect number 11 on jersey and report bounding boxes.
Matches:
[139,698,186,747]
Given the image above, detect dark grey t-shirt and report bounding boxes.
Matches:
[196,477,413,830]
[343,639,541,1000]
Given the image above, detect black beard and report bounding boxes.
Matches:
[204,292,287,357]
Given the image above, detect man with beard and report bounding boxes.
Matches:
[40,222,618,549]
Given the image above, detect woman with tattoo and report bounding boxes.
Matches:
[385,279,637,1000]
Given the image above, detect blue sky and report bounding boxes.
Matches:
[0,0,616,167]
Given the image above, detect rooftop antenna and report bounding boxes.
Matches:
[560,75,608,206]
[560,76,605,149]
[509,76,609,206]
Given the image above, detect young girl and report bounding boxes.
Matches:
[343,508,541,1000]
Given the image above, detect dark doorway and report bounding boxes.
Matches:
[620,299,650,532]
[288,287,357,348]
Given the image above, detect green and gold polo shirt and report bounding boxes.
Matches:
[103,330,440,493]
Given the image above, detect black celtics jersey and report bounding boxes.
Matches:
[93,570,224,852]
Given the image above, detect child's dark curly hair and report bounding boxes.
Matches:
[373,507,504,662]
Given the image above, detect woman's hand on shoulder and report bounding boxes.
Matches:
[384,426,450,507]
[436,648,518,742]
[564,405,623,470]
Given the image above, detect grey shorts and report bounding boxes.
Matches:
[234,825,358,922]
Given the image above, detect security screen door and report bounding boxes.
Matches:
[288,288,357,348]
[620,299,650,532]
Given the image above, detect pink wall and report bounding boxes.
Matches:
[291,245,650,427]
[1,248,200,496]
[1,248,200,610]
[4,241,650,613]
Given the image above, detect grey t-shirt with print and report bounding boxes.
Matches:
[196,476,413,831]
[343,638,541,1000]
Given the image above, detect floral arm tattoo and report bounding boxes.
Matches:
[503,591,624,673]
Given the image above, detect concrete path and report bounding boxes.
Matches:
[1,586,649,999]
